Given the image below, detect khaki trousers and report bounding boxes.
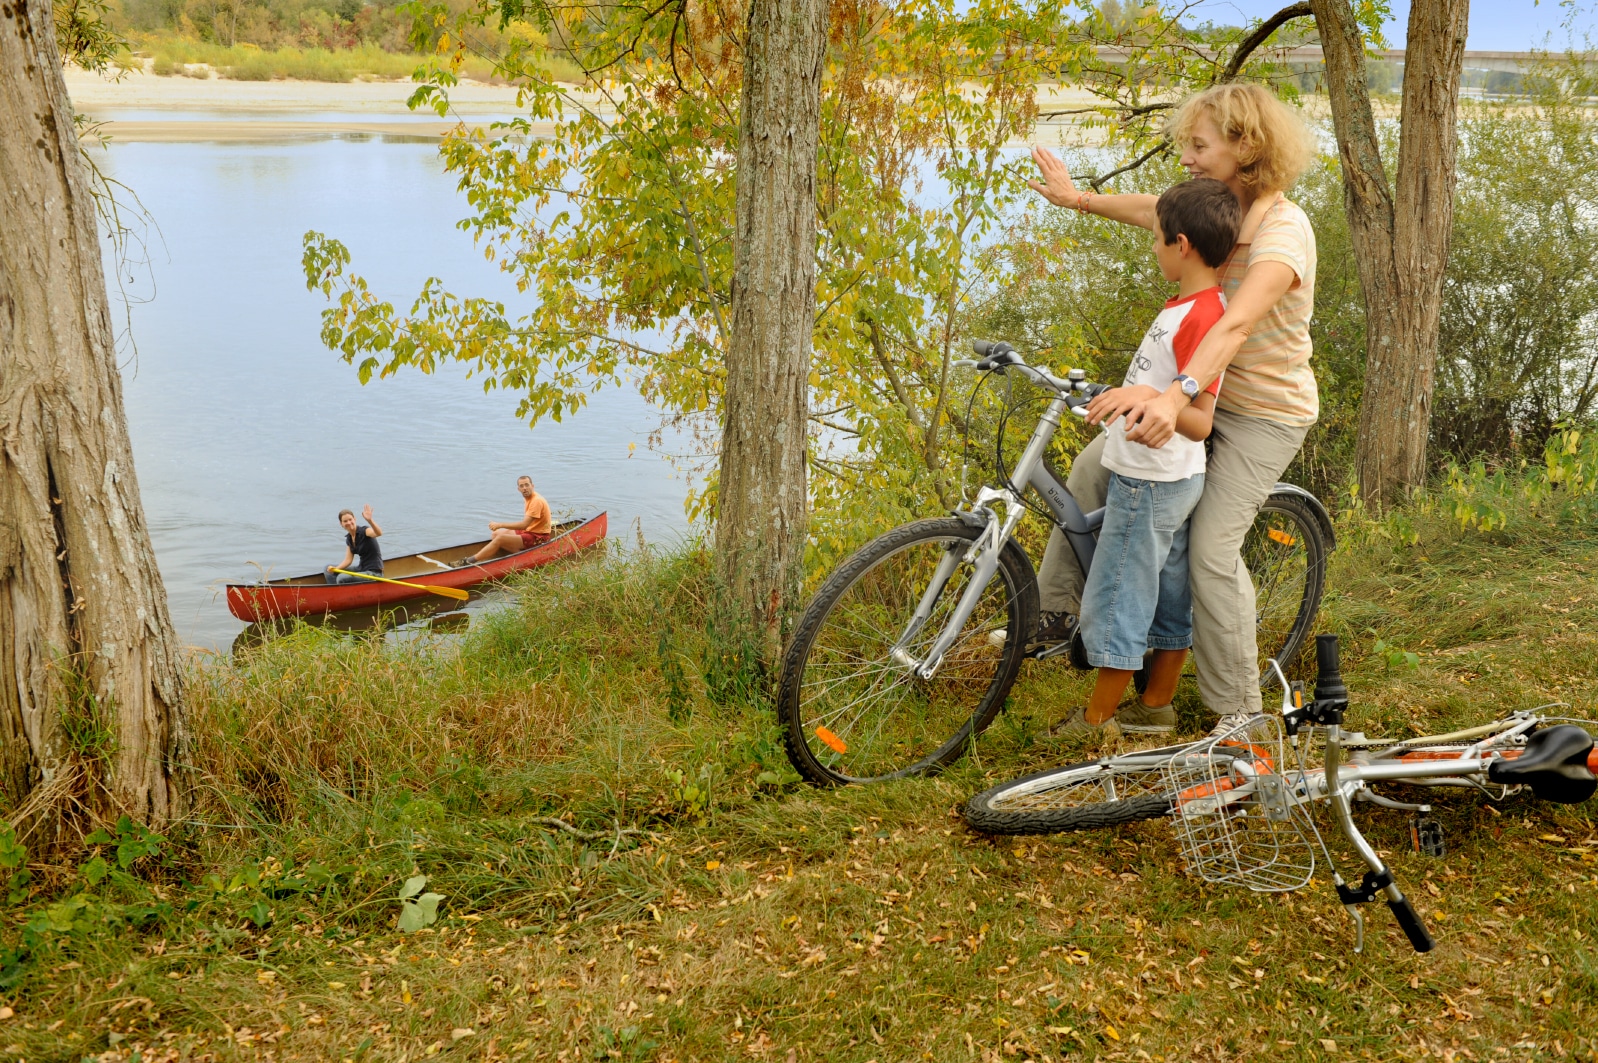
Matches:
[1034,409,1307,714]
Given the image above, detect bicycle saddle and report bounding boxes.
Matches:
[1487,724,1597,804]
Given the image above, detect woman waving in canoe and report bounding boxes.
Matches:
[326,504,383,584]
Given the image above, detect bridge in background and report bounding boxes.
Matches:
[1094,46,1584,75]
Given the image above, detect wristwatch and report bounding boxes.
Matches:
[1174,373,1202,400]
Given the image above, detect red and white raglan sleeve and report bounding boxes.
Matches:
[1171,289,1226,395]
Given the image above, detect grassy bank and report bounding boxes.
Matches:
[8,497,1598,1062]
[128,35,585,84]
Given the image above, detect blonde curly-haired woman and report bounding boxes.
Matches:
[1028,82,1320,736]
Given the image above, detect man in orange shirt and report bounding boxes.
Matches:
[457,476,553,565]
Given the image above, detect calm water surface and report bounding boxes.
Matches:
[93,131,693,650]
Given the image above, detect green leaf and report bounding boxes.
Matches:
[0,826,27,871]
[397,892,444,933]
[81,856,109,886]
[399,874,428,900]
[248,900,273,928]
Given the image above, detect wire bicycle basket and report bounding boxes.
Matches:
[1163,714,1317,892]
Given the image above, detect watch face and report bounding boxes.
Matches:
[1181,376,1200,397]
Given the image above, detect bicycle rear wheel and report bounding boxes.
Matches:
[779,518,1037,786]
[964,744,1195,835]
[1248,491,1328,684]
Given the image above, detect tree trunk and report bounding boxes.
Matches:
[0,0,188,837]
[1311,0,1469,505]
[716,0,827,659]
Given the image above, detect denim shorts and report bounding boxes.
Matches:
[1078,471,1206,671]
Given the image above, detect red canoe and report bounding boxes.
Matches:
[225,511,607,622]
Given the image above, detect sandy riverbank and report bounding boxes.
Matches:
[66,64,1110,144]
[66,64,537,142]
[66,64,524,113]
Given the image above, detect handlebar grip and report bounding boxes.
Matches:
[1387,895,1435,953]
[972,339,996,356]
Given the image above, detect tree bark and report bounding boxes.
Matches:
[0,0,188,835]
[1311,0,1469,504]
[716,0,827,659]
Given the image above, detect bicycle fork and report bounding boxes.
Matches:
[1301,635,1436,954]
[1323,726,1435,954]
[890,509,1010,680]
[888,393,1071,680]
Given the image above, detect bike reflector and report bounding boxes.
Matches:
[815,726,849,754]
[1268,528,1296,546]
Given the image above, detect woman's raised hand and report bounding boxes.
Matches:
[1028,146,1081,208]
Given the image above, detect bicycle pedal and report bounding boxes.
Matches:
[1026,641,1075,661]
[1411,816,1445,858]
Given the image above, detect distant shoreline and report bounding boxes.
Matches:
[67,65,535,142]
[67,64,524,114]
[67,65,1111,145]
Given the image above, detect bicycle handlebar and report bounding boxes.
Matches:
[964,339,1107,403]
[1387,895,1436,953]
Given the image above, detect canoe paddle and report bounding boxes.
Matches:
[329,568,470,601]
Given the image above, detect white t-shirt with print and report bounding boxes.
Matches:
[1101,286,1226,483]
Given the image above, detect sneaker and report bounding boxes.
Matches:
[1029,610,1078,646]
[1049,706,1123,741]
[453,557,479,568]
[1208,712,1264,739]
[1117,697,1177,734]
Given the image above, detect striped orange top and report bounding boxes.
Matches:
[1214,193,1319,427]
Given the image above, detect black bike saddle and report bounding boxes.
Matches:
[1487,724,1597,805]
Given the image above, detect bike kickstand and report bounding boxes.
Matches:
[1333,874,1367,953]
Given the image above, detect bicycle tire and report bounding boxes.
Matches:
[964,745,1197,835]
[1249,491,1328,683]
[779,518,1038,786]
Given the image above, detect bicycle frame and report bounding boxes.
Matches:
[889,362,1103,680]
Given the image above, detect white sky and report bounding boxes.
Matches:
[1187,0,1594,52]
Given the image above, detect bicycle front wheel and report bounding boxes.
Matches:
[964,744,1195,835]
[1248,491,1329,683]
[779,518,1037,786]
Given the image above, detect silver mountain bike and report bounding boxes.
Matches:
[778,340,1332,786]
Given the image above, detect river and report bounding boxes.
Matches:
[90,125,694,650]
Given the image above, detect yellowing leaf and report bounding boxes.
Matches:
[1104,1024,1119,1041]
[705,860,721,871]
